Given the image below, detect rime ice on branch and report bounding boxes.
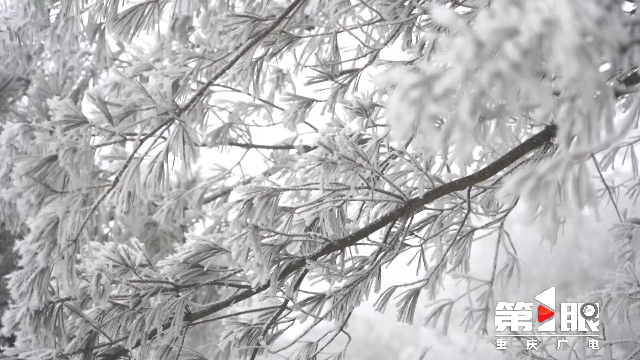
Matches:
[0,0,639,359]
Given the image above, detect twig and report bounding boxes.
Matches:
[178,0,309,115]
[592,154,623,221]
[189,305,283,327]
[213,141,314,151]
[249,269,309,360]
[72,118,173,247]
[422,186,473,286]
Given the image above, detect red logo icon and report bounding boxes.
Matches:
[538,305,555,323]
[535,287,556,331]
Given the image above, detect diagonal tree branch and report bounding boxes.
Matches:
[98,124,557,359]
[188,124,557,321]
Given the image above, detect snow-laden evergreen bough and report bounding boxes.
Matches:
[0,0,639,359]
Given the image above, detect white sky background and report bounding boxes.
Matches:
[89,2,639,358]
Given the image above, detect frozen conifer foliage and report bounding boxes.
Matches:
[0,0,639,359]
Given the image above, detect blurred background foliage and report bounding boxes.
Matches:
[0,226,16,352]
